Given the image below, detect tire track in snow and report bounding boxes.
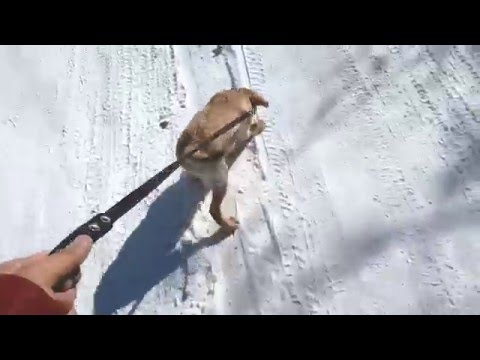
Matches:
[241,47,293,239]
[164,45,264,314]
[269,46,389,313]
[425,47,479,125]
[419,47,479,176]
[84,46,113,215]
[72,46,124,312]
[238,45,381,314]
[414,46,480,311]
[166,46,221,314]
[215,46,275,313]
[85,46,125,285]
[76,46,187,314]
[333,45,460,313]
[307,46,412,312]
[239,46,321,313]
[123,45,187,314]
[237,45,474,314]
[388,45,477,313]
[371,45,469,313]
[331,45,434,313]
[354,47,451,313]
[173,45,285,313]
[308,45,378,312]
[240,47,297,304]
[451,45,480,87]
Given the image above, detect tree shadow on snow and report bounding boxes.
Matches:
[93,172,231,315]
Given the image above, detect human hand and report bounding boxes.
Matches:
[0,235,93,315]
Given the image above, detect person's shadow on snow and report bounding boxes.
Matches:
[93,172,230,315]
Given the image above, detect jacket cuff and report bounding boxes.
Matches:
[0,274,69,315]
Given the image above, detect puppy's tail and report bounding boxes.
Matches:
[238,88,269,108]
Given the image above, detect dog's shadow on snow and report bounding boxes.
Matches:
[94,134,251,315]
[93,172,231,315]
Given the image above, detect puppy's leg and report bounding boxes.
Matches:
[210,184,239,233]
[180,169,207,193]
[224,119,266,168]
[208,159,239,233]
[249,118,266,137]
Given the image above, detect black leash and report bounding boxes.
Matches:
[49,109,255,255]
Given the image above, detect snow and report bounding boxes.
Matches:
[1,45,480,314]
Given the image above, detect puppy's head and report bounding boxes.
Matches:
[207,88,269,113]
[237,88,269,108]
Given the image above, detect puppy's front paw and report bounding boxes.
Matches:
[250,119,266,137]
[223,216,239,234]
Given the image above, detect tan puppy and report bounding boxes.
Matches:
[175,88,269,233]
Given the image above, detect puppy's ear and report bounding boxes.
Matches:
[238,88,269,108]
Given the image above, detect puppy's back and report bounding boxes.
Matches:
[176,88,268,163]
[175,110,226,162]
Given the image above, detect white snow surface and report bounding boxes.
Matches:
[1,45,480,315]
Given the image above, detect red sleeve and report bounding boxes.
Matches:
[0,274,69,315]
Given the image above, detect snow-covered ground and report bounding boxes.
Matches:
[1,45,480,314]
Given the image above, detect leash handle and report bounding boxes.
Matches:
[49,160,180,255]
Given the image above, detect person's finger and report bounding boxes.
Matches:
[21,235,93,288]
[43,235,92,287]
[53,288,77,313]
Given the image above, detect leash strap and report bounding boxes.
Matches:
[49,109,255,255]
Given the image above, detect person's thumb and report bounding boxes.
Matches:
[23,235,93,288]
[58,235,93,265]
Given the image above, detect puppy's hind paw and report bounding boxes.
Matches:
[222,216,239,234]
